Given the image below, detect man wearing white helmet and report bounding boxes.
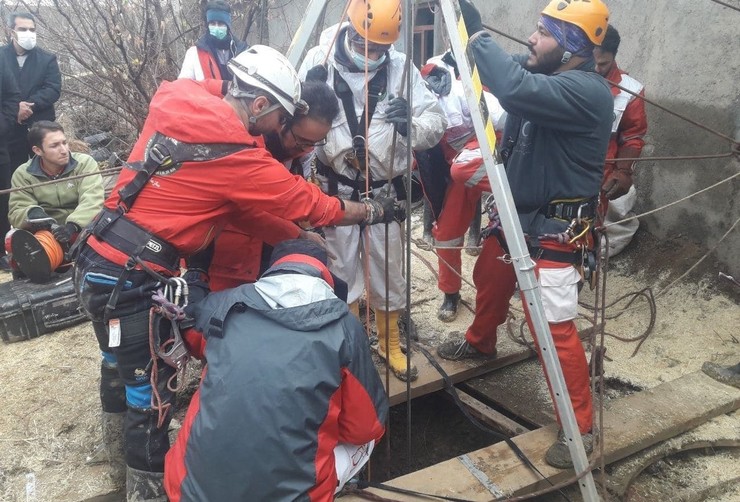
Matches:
[300,0,446,382]
[72,45,400,501]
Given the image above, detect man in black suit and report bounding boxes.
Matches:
[2,12,62,172]
[0,44,21,261]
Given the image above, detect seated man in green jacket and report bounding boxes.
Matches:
[5,120,103,280]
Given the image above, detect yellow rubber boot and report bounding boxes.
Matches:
[348,301,360,320]
[376,310,418,382]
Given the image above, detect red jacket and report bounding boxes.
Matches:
[604,63,647,180]
[89,79,343,270]
[209,208,302,291]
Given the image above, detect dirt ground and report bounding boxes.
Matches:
[0,213,738,501]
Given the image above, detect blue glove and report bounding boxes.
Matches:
[459,0,483,35]
[385,95,409,137]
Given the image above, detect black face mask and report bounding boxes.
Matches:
[263,131,291,163]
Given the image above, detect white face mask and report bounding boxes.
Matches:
[15,31,37,51]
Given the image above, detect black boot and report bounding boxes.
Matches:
[437,292,461,322]
[102,412,127,490]
[126,467,167,502]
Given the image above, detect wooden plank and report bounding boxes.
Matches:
[454,389,531,437]
[343,372,740,501]
[463,359,557,428]
[380,342,536,406]
[386,325,597,407]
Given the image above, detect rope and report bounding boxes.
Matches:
[654,215,740,299]
[602,171,740,229]
[33,230,65,270]
[478,21,740,147]
[0,165,122,195]
[708,0,740,14]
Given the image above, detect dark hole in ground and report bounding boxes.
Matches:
[368,391,501,483]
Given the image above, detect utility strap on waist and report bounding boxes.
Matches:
[542,196,599,221]
[529,247,583,265]
[92,208,179,271]
[316,161,407,201]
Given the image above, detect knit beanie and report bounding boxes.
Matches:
[206,0,232,29]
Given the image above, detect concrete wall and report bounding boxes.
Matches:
[267,0,740,275]
[472,1,740,274]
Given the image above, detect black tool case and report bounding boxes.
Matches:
[0,270,87,343]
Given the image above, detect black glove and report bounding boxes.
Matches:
[385,95,409,137]
[51,222,81,244]
[305,64,328,83]
[186,241,215,272]
[27,207,49,220]
[362,196,407,225]
[25,207,56,231]
[459,0,483,35]
[181,269,210,310]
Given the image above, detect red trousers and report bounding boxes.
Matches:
[465,236,593,433]
[433,144,492,294]
[432,181,481,293]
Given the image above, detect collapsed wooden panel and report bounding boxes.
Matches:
[344,372,740,501]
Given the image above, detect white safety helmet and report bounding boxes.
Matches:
[227,45,307,116]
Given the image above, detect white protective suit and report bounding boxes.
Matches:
[299,23,446,310]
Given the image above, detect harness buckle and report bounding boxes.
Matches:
[147,143,172,169]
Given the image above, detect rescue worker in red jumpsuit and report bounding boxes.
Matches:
[419,52,505,322]
[207,80,341,291]
[72,45,400,501]
[437,0,613,469]
[593,24,648,256]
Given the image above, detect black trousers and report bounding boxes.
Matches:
[74,246,176,472]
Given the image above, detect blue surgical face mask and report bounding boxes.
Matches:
[349,48,386,71]
[209,25,228,40]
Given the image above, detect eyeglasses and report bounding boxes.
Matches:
[287,127,327,148]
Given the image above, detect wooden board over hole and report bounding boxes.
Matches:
[344,372,740,500]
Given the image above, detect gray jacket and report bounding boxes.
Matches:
[470,33,613,237]
[167,264,388,502]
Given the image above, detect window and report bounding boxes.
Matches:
[413,3,436,67]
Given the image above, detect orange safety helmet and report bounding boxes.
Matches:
[347,0,402,45]
[541,0,610,46]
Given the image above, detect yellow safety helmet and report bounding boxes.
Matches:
[347,0,402,45]
[541,0,610,46]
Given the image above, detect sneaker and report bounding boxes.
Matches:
[437,336,496,361]
[702,361,740,389]
[437,292,461,322]
[545,429,594,469]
